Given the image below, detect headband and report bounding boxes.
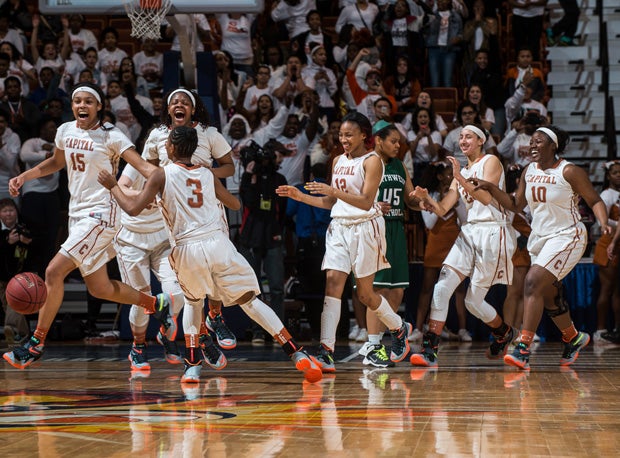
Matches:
[605,160,620,170]
[536,127,558,148]
[167,89,196,107]
[462,125,486,143]
[310,44,325,57]
[72,86,101,103]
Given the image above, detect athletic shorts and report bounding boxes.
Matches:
[528,223,587,281]
[374,219,409,289]
[322,216,391,279]
[169,231,260,305]
[61,216,118,277]
[114,226,177,292]
[443,222,516,287]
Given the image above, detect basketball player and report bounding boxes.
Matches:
[144,88,238,351]
[4,82,173,369]
[98,126,322,384]
[411,125,516,367]
[358,120,419,368]
[472,125,610,370]
[276,112,413,373]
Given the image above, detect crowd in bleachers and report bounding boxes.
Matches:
[3,0,618,345]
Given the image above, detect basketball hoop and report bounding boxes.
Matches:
[123,0,172,40]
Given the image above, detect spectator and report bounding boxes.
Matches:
[310,119,342,167]
[346,48,397,124]
[272,54,310,104]
[335,0,380,35]
[546,0,580,47]
[377,0,424,73]
[292,9,335,69]
[132,38,163,91]
[77,47,107,93]
[1,76,39,143]
[0,0,32,35]
[421,0,463,88]
[215,13,256,76]
[270,0,316,40]
[42,96,71,125]
[262,43,286,79]
[67,14,98,58]
[302,43,338,123]
[383,55,422,113]
[241,64,274,113]
[117,57,149,98]
[461,0,499,83]
[0,198,33,345]
[402,90,449,138]
[18,116,60,277]
[214,50,247,124]
[164,14,212,53]
[497,111,547,168]
[0,14,24,56]
[107,79,154,144]
[504,46,546,103]
[0,52,11,98]
[464,83,494,132]
[98,27,128,81]
[404,106,443,182]
[28,66,69,110]
[504,71,548,129]
[0,41,36,98]
[509,0,546,61]
[30,15,67,76]
[0,107,21,202]
[469,48,505,135]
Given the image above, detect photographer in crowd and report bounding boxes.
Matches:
[239,140,289,344]
[0,198,34,345]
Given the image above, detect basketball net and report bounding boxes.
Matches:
[123,0,172,40]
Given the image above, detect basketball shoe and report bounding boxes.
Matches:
[409,332,440,367]
[504,342,531,370]
[198,333,227,370]
[156,331,182,364]
[315,344,336,372]
[206,313,237,349]
[390,321,412,362]
[363,344,395,368]
[152,293,175,337]
[487,326,515,359]
[560,331,590,366]
[3,336,44,369]
[291,349,323,383]
[128,343,151,371]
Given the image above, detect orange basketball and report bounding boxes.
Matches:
[5,272,47,315]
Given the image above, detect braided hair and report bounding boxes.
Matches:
[169,125,198,160]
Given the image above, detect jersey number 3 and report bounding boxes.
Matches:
[186,178,203,208]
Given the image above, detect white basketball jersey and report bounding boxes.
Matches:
[119,164,164,233]
[459,154,508,224]
[143,122,232,167]
[158,163,224,244]
[330,151,383,220]
[56,121,133,224]
[525,159,581,237]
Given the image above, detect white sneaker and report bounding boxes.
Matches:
[355,328,368,342]
[458,329,472,342]
[408,328,423,342]
[593,329,606,344]
[440,328,458,341]
[358,341,373,356]
[533,333,541,342]
[348,324,360,341]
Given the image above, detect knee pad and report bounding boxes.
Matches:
[129,304,149,328]
[430,267,461,321]
[545,280,570,318]
[464,284,497,323]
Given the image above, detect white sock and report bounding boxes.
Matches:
[182,298,203,335]
[320,296,341,351]
[368,334,381,345]
[373,295,403,331]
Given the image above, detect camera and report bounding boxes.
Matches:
[15,223,31,238]
[240,140,279,171]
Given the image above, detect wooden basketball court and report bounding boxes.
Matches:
[1,340,619,457]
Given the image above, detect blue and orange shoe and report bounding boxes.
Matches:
[128,343,151,371]
[504,342,531,370]
[152,293,175,338]
[3,336,44,369]
[390,321,412,362]
[206,313,237,349]
[291,349,323,383]
[156,331,183,365]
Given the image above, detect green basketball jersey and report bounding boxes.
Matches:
[378,158,407,220]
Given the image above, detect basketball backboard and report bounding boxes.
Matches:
[38,0,264,14]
